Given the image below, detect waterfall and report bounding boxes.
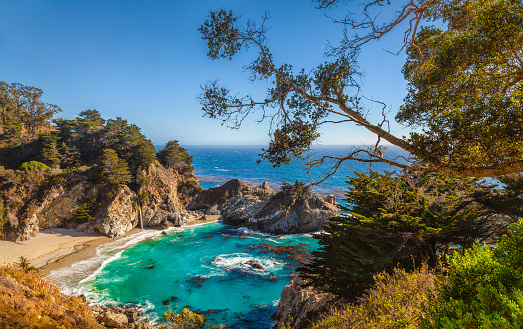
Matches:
[135,192,144,229]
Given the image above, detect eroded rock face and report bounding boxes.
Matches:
[0,161,201,241]
[137,163,199,229]
[199,179,339,234]
[271,277,335,329]
[187,178,250,210]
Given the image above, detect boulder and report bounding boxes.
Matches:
[99,310,129,328]
[272,277,335,329]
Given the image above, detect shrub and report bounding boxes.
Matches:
[73,198,99,222]
[157,307,218,329]
[308,265,435,329]
[300,171,495,300]
[19,161,51,174]
[423,220,523,329]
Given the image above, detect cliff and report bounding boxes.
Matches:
[0,162,201,242]
[271,277,335,329]
[188,179,338,234]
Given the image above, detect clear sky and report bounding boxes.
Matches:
[0,0,412,145]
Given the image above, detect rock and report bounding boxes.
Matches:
[125,309,139,323]
[0,159,201,241]
[100,310,129,328]
[245,260,265,270]
[187,179,250,210]
[272,277,335,329]
[94,185,140,237]
[138,163,199,229]
[205,204,221,216]
[208,180,338,234]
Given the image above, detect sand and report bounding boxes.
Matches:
[0,216,220,277]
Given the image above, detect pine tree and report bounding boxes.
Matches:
[299,171,499,300]
[100,149,132,185]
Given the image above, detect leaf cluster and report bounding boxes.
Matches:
[199,1,523,177]
[398,0,523,174]
[423,220,523,328]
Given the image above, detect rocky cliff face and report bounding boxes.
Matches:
[0,162,201,241]
[189,179,338,234]
[271,277,335,329]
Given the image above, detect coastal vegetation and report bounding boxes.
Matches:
[0,82,200,240]
[198,0,523,178]
[199,0,523,327]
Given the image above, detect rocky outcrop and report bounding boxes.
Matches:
[0,162,201,241]
[187,178,251,210]
[271,277,335,329]
[136,163,199,229]
[90,304,152,329]
[191,179,338,234]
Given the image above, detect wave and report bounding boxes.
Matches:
[210,252,283,274]
[46,228,179,296]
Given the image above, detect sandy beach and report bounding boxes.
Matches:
[0,215,220,277]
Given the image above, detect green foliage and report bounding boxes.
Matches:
[19,161,51,174]
[423,220,523,329]
[198,1,523,177]
[16,256,38,273]
[157,140,193,172]
[157,307,218,329]
[73,197,99,222]
[105,190,117,200]
[138,190,150,203]
[300,171,496,300]
[398,0,523,176]
[38,132,61,167]
[0,81,61,143]
[280,180,311,205]
[308,265,435,329]
[100,149,132,185]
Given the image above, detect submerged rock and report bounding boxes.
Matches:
[245,260,265,270]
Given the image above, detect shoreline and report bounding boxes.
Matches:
[0,215,221,277]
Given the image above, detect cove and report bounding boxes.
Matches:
[62,222,318,328]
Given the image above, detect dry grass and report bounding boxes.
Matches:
[307,265,435,329]
[0,264,102,328]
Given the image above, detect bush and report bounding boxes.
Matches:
[19,161,51,174]
[423,220,523,329]
[308,265,435,329]
[73,198,99,222]
[157,307,218,329]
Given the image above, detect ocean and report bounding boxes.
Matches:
[185,145,409,198]
[48,145,409,328]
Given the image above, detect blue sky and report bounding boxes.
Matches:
[0,0,412,145]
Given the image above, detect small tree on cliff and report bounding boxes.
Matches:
[299,171,501,300]
[198,0,523,178]
[157,140,193,172]
[100,149,132,185]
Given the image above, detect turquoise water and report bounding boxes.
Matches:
[68,222,318,328]
[48,145,408,328]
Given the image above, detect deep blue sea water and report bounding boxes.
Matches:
[48,145,409,328]
[184,145,409,198]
